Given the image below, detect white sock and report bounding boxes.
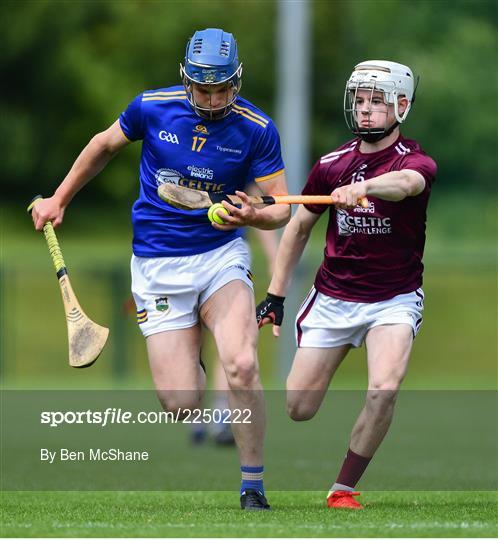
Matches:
[329,482,354,494]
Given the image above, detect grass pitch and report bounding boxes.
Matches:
[1,490,496,537]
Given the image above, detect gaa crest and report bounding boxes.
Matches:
[155,297,170,314]
[194,124,209,135]
[201,70,217,83]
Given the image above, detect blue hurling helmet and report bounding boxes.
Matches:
[180,28,243,119]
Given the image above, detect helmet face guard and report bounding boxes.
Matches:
[180,63,242,120]
[180,28,243,120]
[344,61,415,143]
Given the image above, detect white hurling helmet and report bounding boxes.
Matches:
[344,60,417,142]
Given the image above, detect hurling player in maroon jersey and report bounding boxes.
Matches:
[256,60,437,509]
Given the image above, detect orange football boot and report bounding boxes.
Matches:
[327,490,363,509]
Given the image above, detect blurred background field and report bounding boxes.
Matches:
[1,0,497,390]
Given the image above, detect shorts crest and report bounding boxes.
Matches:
[155,297,170,313]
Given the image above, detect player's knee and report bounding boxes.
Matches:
[365,386,399,416]
[225,353,259,389]
[156,391,202,418]
[286,397,317,422]
[370,369,406,391]
[369,378,403,394]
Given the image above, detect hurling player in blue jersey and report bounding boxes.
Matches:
[31,28,290,510]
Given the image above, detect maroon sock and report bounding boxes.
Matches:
[335,448,372,489]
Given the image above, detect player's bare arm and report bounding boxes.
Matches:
[253,172,291,228]
[269,205,320,297]
[245,181,280,273]
[32,120,130,230]
[211,172,291,231]
[258,205,320,336]
[331,169,425,209]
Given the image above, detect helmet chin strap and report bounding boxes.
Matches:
[195,104,230,121]
[357,121,399,143]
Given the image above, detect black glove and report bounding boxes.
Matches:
[256,293,285,328]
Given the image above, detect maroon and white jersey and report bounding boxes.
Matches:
[302,135,437,303]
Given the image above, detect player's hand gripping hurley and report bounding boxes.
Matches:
[158,183,369,210]
[28,196,109,368]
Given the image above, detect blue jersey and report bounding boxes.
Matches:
[119,86,284,257]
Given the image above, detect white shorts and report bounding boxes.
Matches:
[295,287,424,348]
[131,238,253,337]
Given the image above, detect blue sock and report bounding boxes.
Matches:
[240,465,264,495]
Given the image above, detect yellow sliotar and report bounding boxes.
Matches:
[207,203,230,224]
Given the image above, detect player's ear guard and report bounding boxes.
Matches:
[256,293,285,328]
